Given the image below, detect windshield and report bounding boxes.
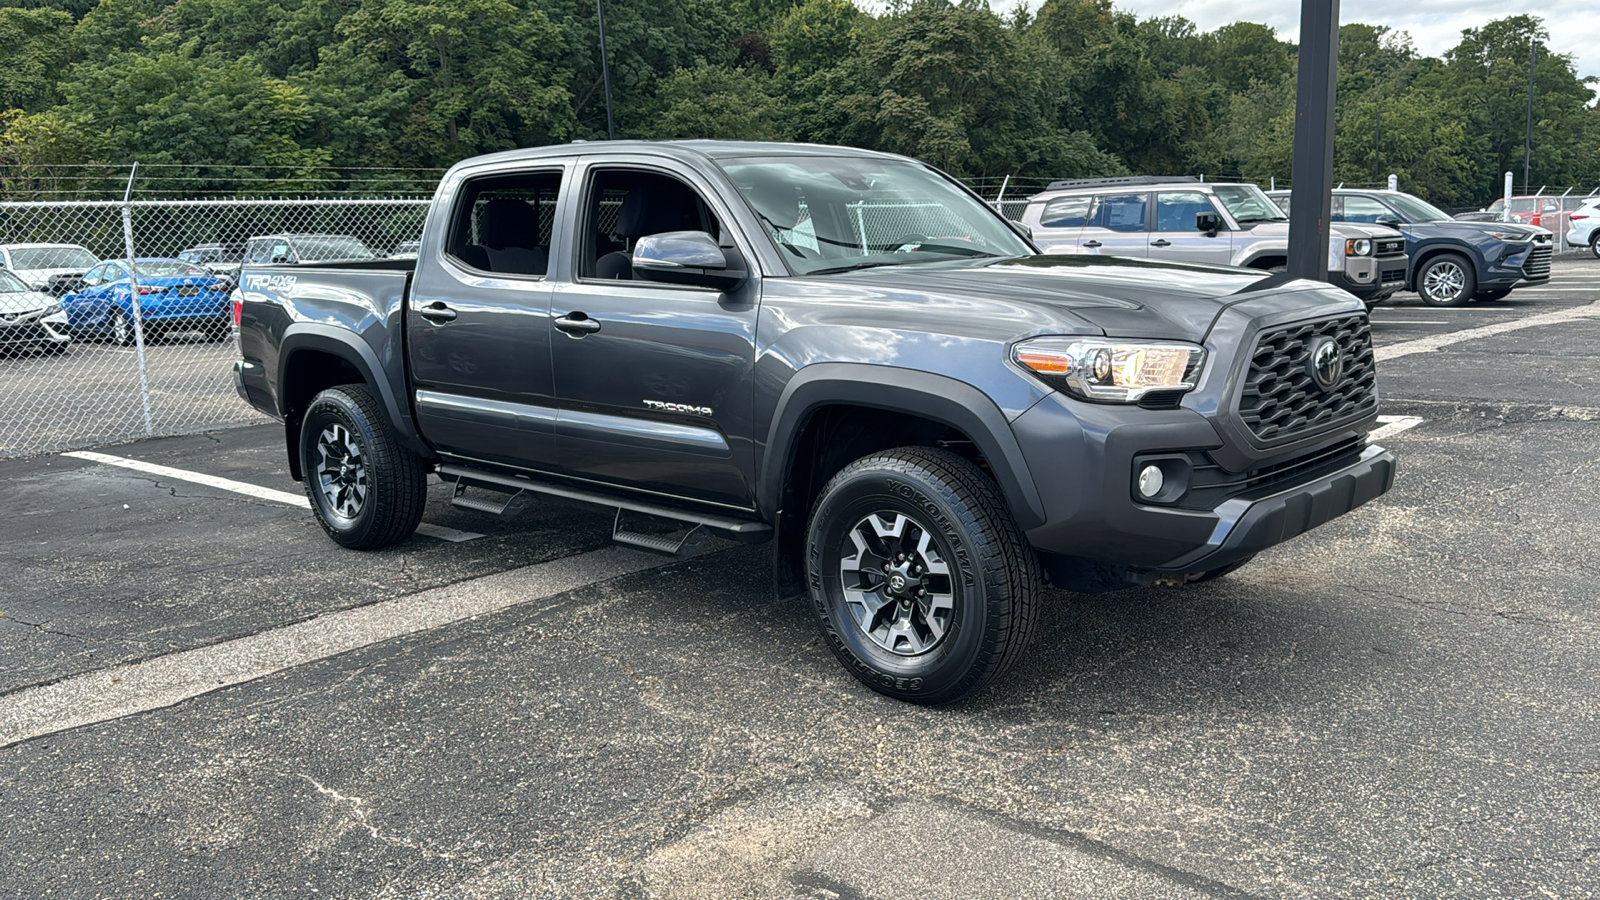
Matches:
[719,156,1033,275]
[1213,184,1286,223]
[8,247,96,270]
[135,261,210,278]
[1385,193,1453,223]
[296,237,375,260]
[0,271,30,292]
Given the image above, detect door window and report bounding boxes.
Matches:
[1155,192,1216,232]
[578,169,721,281]
[1039,196,1091,228]
[1338,195,1391,224]
[1088,194,1148,232]
[445,169,562,277]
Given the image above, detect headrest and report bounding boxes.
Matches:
[615,180,701,238]
[479,198,540,249]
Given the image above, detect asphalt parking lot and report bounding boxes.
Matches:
[3,259,1598,898]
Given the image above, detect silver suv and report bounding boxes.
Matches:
[1022,177,1408,306]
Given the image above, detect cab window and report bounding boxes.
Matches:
[445,169,562,277]
[578,168,720,281]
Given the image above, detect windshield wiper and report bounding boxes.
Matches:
[805,253,999,276]
[1235,215,1288,223]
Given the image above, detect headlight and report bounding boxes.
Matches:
[40,301,63,317]
[1485,231,1528,241]
[1013,338,1206,403]
[1344,239,1373,256]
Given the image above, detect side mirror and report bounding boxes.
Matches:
[632,231,747,292]
[1005,218,1035,244]
[1375,215,1402,227]
[1196,212,1222,236]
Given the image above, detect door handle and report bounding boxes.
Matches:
[555,312,601,336]
[1150,239,1172,247]
[418,302,457,323]
[1082,240,1102,249]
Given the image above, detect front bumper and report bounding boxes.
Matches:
[1151,444,1394,574]
[1335,253,1407,301]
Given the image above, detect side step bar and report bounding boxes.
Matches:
[436,464,773,547]
[450,482,533,517]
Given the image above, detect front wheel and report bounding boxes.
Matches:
[1416,254,1475,307]
[110,308,135,346]
[805,447,1040,704]
[300,384,427,549]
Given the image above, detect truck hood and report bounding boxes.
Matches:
[823,255,1341,343]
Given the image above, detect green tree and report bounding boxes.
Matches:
[0,7,77,110]
[642,63,788,141]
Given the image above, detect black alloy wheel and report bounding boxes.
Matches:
[806,446,1040,704]
[299,384,427,549]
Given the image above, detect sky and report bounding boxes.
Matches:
[1063,1,1600,81]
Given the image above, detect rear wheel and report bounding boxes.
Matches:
[1589,233,1600,260]
[299,384,427,549]
[805,447,1040,704]
[110,309,134,346]
[1416,254,1475,307]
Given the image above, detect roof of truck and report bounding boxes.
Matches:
[452,140,906,171]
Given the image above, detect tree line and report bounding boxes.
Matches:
[0,0,1595,205]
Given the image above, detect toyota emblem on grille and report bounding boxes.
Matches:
[1308,337,1343,391]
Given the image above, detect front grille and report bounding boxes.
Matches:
[1376,239,1405,256]
[1238,314,1378,443]
[1523,244,1552,279]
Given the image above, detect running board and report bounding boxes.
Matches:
[612,510,707,558]
[436,464,772,544]
[450,482,533,518]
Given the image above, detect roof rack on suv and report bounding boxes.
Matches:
[1044,175,1200,190]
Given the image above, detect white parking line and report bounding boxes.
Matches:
[61,450,484,542]
[1375,300,1600,362]
[0,545,671,748]
[1369,415,1424,442]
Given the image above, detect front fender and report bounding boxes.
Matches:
[759,363,1047,530]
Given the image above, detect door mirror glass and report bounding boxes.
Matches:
[632,231,745,291]
[1195,212,1223,235]
[1375,214,1402,227]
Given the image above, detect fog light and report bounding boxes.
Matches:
[1137,465,1164,498]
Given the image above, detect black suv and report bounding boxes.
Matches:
[1268,189,1552,306]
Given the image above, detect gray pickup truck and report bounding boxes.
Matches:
[234,141,1395,704]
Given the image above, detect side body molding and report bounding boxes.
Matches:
[759,363,1047,531]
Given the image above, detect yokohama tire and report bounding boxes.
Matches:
[1416,254,1475,307]
[299,384,427,550]
[805,447,1040,704]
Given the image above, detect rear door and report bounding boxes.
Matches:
[1078,193,1150,257]
[547,158,760,510]
[406,163,567,472]
[1027,195,1090,253]
[1148,191,1232,266]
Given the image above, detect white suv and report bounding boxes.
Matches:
[1023,177,1409,306]
[1565,197,1600,258]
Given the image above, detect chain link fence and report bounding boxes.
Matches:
[1,167,432,458]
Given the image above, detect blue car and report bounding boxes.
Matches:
[62,258,232,345]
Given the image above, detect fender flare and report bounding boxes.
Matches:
[759,363,1046,531]
[278,325,430,473]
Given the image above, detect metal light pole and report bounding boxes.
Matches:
[596,0,617,140]
[1524,39,1537,193]
[1288,0,1340,281]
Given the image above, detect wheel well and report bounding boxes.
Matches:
[1246,256,1286,270]
[1410,247,1471,285]
[772,405,985,598]
[281,349,367,480]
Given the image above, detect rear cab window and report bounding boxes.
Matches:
[444,169,563,278]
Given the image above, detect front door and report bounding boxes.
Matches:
[548,162,759,510]
[1148,191,1234,266]
[406,165,565,472]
